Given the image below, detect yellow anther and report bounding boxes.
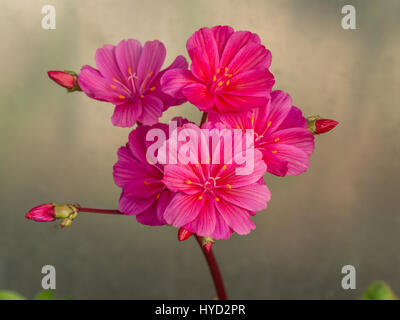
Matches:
[113,77,117,82]
[223,164,227,170]
[218,81,223,87]
[198,196,203,200]
[224,67,228,72]
[144,180,149,185]
[236,125,240,129]
[157,193,160,199]
[267,121,272,127]
[110,84,116,89]
[213,75,217,82]
[140,95,144,99]
[216,68,220,73]
[274,138,280,142]
[227,184,232,189]
[149,71,153,77]
[128,67,132,73]
[195,163,199,167]
[250,117,254,124]
[226,80,230,86]
[216,197,220,202]
[150,86,156,91]
[119,95,125,99]
[272,150,278,154]
[186,180,192,184]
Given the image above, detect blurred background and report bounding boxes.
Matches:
[0,0,399,299]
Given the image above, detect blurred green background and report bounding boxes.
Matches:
[0,0,399,299]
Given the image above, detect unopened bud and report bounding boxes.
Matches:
[26,203,78,227]
[178,227,193,241]
[25,203,55,222]
[47,70,81,92]
[307,116,338,135]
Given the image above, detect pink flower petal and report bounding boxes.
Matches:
[227,42,272,76]
[115,39,143,93]
[78,65,126,103]
[187,27,219,82]
[137,40,166,87]
[118,192,156,216]
[209,210,233,240]
[137,95,163,125]
[184,194,216,237]
[111,101,142,127]
[163,165,202,194]
[215,198,255,235]
[136,201,165,226]
[160,69,197,99]
[182,83,215,111]
[163,193,204,227]
[95,45,125,84]
[219,31,261,68]
[211,25,234,57]
[216,183,270,212]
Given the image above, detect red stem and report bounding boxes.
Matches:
[78,207,123,215]
[195,236,228,300]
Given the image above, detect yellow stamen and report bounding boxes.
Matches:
[150,86,156,91]
[216,68,220,73]
[250,117,254,124]
[218,81,223,87]
[223,164,227,170]
[119,95,125,99]
[149,71,153,77]
[157,193,160,199]
[213,75,217,82]
[224,67,228,72]
[113,77,117,82]
[226,80,230,86]
[198,196,203,200]
[186,180,192,184]
[272,150,277,154]
[227,184,232,189]
[195,163,199,167]
[274,138,280,142]
[215,197,220,202]
[236,125,240,129]
[140,95,144,99]
[267,121,272,127]
[128,67,132,73]
[110,84,116,89]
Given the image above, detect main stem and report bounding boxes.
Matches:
[195,236,228,300]
[196,111,228,300]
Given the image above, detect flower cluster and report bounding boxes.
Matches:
[40,25,338,242]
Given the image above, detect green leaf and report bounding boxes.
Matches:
[0,290,26,300]
[34,290,55,300]
[361,282,396,300]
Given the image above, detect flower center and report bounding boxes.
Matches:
[210,67,233,92]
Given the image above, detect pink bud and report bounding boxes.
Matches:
[25,204,56,222]
[178,227,193,241]
[47,71,79,91]
[314,119,339,134]
[307,116,338,135]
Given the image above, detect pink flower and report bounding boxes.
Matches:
[161,25,275,113]
[209,90,315,177]
[162,123,271,239]
[26,203,56,222]
[113,118,189,226]
[78,39,188,127]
